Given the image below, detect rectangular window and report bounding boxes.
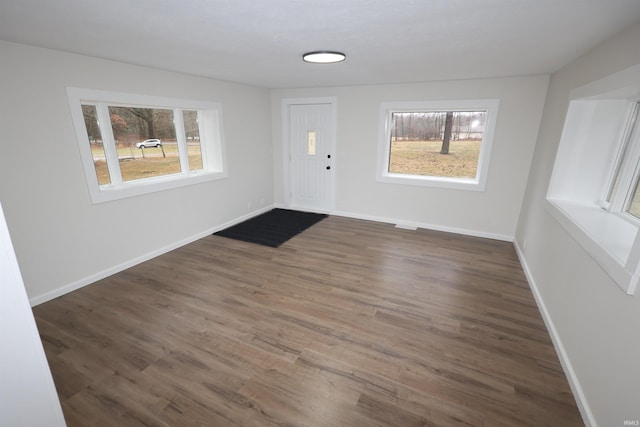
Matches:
[546,64,640,295]
[67,88,226,203]
[377,100,499,191]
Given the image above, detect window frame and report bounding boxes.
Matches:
[602,101,640,222]
[67,87,227,204]
[546,64,640,295]
[376,99,500,191]
[600,102,639,212]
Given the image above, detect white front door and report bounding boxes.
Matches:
[288,103,335,212]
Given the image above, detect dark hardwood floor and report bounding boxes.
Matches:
[33,216,583,426]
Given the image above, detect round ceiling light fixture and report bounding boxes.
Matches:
[302,51,346,64]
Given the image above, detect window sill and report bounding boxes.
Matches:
[545,198,639,294]
[378,173,484,191]
[90,170,226,204]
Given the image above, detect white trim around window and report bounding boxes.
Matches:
[376,99,499,191]
[66,87,227,204]
[546,64,640,295]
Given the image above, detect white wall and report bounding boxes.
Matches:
[0,201,66,427]
[0,41,273,303]
[271,75,549,240]
[516,22,640,426]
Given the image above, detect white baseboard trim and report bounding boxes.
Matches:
[513,240,596,427]
[29,205,275,307]
[331,210,514,242]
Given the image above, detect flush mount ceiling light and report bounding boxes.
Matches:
[302,51,346,64]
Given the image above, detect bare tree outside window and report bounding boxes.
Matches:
[441,111,454,154]
[388,111,487,179]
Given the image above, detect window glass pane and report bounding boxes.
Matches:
[388,111,486,179]
[108,106,180,182]
[628,177,640,218]
[307,131,317,155]
[81,104,110,185]
[183,110,203,171]
[604,103,640,206]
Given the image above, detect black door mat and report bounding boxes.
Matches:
[214,209,328,248]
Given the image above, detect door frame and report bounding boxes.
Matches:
[281,97,337,213]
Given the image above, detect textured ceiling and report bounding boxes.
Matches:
[1,0,640,88]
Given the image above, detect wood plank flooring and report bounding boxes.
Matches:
[33,216,583,426]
